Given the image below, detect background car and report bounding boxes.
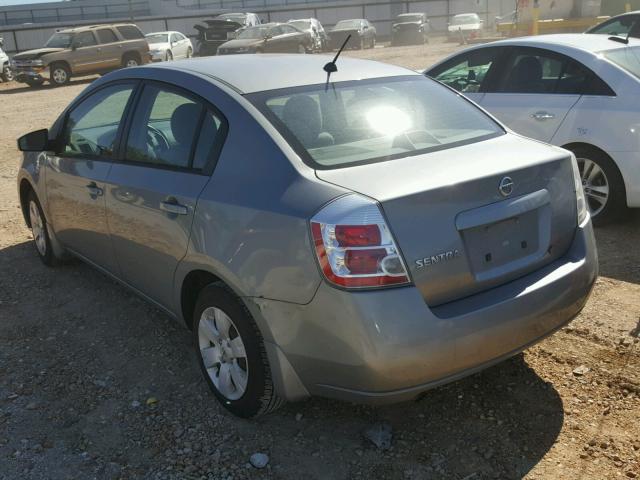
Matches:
[329,19,376,50]
[391,13,430,45]
[448,13,484,42]
[288,18,329,52]
[146,31,193,61]
[16,54,596,419]
[194,12,261,56]
[11,24,149,87]
[426,34,640,224]
[0,37,12,82]
[586,10,640,39]
[217,23,311,54]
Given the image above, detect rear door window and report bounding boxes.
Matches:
[124,84,226,171]
[61,83,135,158]
[97,28,118,44]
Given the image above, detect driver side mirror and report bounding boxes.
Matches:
[18,129,51,152]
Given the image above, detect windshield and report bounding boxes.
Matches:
[396,15,423,23]
[217,13,246,24]
[45,33,73,48]
[603,46,640,78]
[145,33,168,43]
[452,14,480,25]
[237,26,271,39]
[335,20,360,29]
[289,20,311,30]
[249,76,503,169]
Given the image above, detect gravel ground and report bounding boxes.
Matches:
[0,40,639,480]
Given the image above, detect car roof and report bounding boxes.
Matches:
[398,13,424,16]
[490,33,640,52]
[147,54,419,94]
[58,23,135,33]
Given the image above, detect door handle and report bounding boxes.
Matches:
[86,182,103,197]
[531,111,555,121]
[160,199,188,215]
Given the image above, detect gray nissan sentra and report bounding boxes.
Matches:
[16,54,598,418]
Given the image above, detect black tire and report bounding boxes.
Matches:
[166,50,173,61]
[1,66,14,82]
[193,283,284,418]
[122,53,140,68]
[50,63,70,86]
[570,145,627,226]
[187,47,193,58]
[27,191,56,266]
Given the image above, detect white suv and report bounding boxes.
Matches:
[0,38,13,82]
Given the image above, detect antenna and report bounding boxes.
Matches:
[323,34,351,91]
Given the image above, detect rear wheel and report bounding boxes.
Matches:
[193,283,284,418]
[50,63,70,87]
[122,54,140,68]
[571,146,627,226]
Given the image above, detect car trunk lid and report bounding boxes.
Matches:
[315,134,578,306]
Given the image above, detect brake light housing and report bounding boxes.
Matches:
[310,194,410,289]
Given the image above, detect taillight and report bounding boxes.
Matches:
[310,194,410,288]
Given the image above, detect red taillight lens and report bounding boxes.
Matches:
[310,195,410,289]
[335,224,381,247]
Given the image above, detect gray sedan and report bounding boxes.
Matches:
[16,55,597,418]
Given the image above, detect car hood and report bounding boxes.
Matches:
[147,41,170,50]
[220,38,263,49]
[393,21,422,27]
[13,48,65,60]
[448,23,482,31]
[194,19,244,33]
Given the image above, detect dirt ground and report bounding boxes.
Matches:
[0,41,639,480]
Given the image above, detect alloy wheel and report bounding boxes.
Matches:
[198,306,248,401]
[3,67,14,82]
[29,200,47,256]
[52,67,67,85]
[578,157,609,217]
[125,58,139,67]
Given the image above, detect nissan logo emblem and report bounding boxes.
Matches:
[499,176,514,197]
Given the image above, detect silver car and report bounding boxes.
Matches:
[16,55,598,418]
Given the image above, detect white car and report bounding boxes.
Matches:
[0,37,13,82]
[146,31,193,62]
[426,34,640,224]
[448,13,483,41]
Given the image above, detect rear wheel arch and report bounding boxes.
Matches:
[181,269,232,330]
[122,51,141,65]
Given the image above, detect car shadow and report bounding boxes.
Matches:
[0,76,97,95]
[0,239,564,479]
[594,209,640,285]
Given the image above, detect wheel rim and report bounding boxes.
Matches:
[577,157,610,217]
[29,200,46,256]
[52,68,67,84]
[198,307,248,401]
[126,59,138,67]
[4,68,14,81]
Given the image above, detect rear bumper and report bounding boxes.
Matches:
[255,218,597,404]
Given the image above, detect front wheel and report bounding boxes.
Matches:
[1,66,14,82]
[27,192,55,266]
[186,47,193,58]
[193,283,284,418]
[50,63,70,86]
[572,146,627,226]
[166,50,173,61]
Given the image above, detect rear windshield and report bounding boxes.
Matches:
[396,15,423,23]
[146,33,168,43]
[238,26,270,39]
[335,20,361,29]
[602,46,640,78]
[453,14,480,25]
[248,76,504,169]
